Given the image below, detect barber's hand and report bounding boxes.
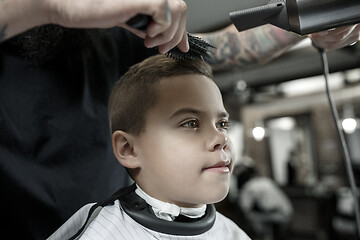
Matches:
[310,24,360,50]
[46,0,189,54]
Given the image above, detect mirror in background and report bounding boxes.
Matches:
[265,114,317,187]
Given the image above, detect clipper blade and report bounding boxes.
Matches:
[166,33,216,61]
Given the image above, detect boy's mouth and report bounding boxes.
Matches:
[203,162,230,173]
[203,153,232,173]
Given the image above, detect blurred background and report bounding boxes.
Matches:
[185,0,360,239]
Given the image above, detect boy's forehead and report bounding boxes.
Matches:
[154,74,226,114]
[157,74,219,96]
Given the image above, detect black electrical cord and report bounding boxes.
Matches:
[316,46,360,238]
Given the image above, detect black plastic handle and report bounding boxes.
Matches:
[126,14,152,32]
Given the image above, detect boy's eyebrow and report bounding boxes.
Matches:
[169,108,229,119]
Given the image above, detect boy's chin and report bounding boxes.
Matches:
[209,192,229,204]
[201,186,230,205]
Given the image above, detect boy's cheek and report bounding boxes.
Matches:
[227,138,236,159]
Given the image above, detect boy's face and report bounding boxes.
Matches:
[134,74,234,208]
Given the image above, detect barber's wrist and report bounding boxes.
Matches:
[271,25,305,46]
[0,0,51,42]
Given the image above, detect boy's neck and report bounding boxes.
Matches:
[135,184,207,221]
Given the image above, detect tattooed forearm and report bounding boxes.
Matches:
[201,28,259,70]
[198,24,304,71]
[0,24,7,42]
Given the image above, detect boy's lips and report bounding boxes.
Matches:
[203,163,230,173]
[203,155,232,173]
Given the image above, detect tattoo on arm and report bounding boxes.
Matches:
[0,24,7,42]
[203,29,259,70]
[200,25,304,71]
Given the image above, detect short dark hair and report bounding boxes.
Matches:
[108,54,213,135]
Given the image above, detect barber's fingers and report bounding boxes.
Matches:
[310,24,360,50]
[146,0,172,37]
[165,7,189,53]
[48,0,189,53]
[150,29,188,54]
[146,9,188,53]
[147,0,187,37]
[316,25,357,41]
[145,0,188,53]
[170,30,189,53]
[49,0,181,30]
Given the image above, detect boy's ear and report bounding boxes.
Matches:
[112,130,141,169]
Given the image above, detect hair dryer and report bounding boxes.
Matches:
[230,0,360,35]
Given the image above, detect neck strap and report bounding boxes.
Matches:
[69,184,216,239]
[119,184,216,235]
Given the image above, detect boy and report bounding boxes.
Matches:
[48,54,251,240]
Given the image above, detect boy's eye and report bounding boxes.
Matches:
[217,120,229,130]
[181,120,200,129]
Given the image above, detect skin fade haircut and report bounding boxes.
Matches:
[108,54,213,136]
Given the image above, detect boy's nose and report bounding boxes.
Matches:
[214,140,228,151]
[207,131,228,151]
